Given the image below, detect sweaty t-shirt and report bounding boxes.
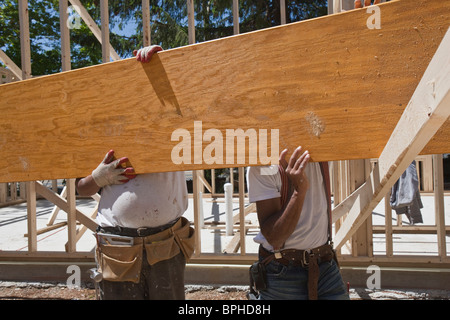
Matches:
[96,172,188,228]
[246,163,328,251]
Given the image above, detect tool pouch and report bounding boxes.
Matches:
[96,243,143,283]
[249,261,267,292]
[144,217,195,265]
[144,235,180,266]
[96,217,195,281]
[173,217,195,262]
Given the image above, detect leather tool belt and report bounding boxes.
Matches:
[258,243,336,300]
[95,217,195,283]
[98,219,179,237]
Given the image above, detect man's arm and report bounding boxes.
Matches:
[255,147,310,250]
[76,175,100,197]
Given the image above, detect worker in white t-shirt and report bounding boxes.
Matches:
[246,146,349,300]
[76,45,192,300]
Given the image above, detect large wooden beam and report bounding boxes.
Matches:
[333,27,450,249]
[0,0,449,183]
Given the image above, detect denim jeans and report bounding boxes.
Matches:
[259,258,349,300]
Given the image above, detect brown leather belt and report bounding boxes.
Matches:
[259,243,335,300]
[97,218,180,237]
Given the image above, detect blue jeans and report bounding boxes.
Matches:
[259,258,349,300]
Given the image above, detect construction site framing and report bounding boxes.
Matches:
[0,0,449,289]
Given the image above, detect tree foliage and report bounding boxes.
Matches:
[0,0,327,76]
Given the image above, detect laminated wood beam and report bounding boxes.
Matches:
[0,0,449,183]
[333,27,450,250]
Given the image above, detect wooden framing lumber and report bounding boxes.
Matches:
[142,0,151,47]
[433,154,447,257]
[18,0,31,80]
[34,181,98,231]
[0,50,23,80]
[60,0,71,72]
[24,221,67,237]
[68,0,121,61]
[333,27,450,250]
[100,0,110,64]
[0,0,449,183]
[26,181,37,251]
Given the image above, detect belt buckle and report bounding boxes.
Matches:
[136,228,147,237]
[302,250,311,267]
[274,249,282,259]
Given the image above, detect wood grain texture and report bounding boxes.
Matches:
[333,26,450,248]
[0,0,449,183]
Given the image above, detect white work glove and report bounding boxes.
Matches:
[133,45,163,63]
[91,150,135,188]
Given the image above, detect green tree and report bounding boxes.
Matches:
[0,0,327,76]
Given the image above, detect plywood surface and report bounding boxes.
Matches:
[0,0,449,182]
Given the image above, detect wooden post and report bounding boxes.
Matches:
[142,0,151,46]
[0,183,6,204]
[229,168,234,192]
[233,0,239,35]
[351,159,373,257]
[59,0,71,71]
[26,181,37,252]
[100,0,110,63]
[211,169,216,194]
[187,0,195,45]
[18,0,31,80]
[193,169,201,257]
[66,179,77,253]
[433,154,447,258]
[280,0,286,25]
[238,166,246,255]
[384,191,393,256]
[332,0,341,13]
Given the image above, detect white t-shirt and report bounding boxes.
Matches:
[247,163,328,251]
[96,172,188,228]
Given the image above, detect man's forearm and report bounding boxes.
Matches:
[260,190,307,250]
[76,176,101,196]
